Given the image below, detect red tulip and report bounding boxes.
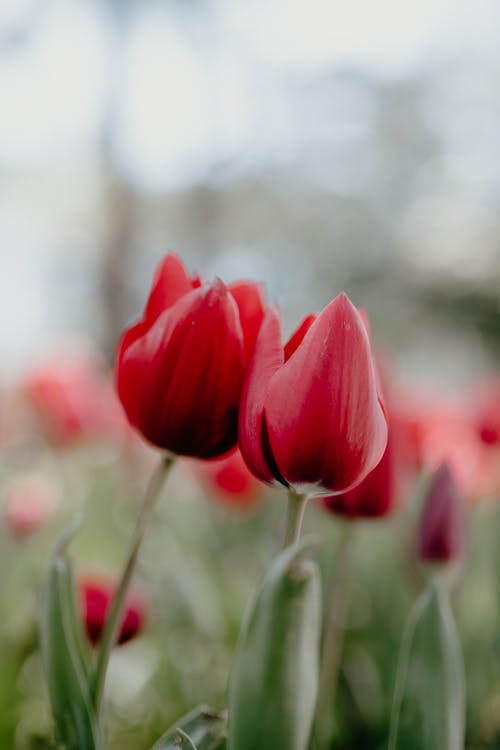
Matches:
[466,379,500,497]
[418,463,465,564]
[79,576,146,646]
[322,358,415,518]
[116,254,265,458]
[396,385,488,499]
[238,294,388,495]
[192,447,262,509]
[25,346,128,447]
[471,378,500,447]
[322,411,410,518]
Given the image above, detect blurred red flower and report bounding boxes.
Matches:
[25,346,128,447]
[79,575,146,646]
[471,378,500,447]
[238,294,388,495]
[116,253,266,458]
[396,382,498,500]
[192,447,262,509]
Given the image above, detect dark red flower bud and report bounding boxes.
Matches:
[238,294,388,495]
[116,254,265,458]
[418,463,466,564]
[79,576,146,646]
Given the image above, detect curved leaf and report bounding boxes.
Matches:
[388,579,465,750]
[228,537,321,750]
[39,529,101,750]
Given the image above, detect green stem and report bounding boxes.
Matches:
[315,523,354,749]
[92,453,174,713]
[387,585,432,750]
[284,490,309,547]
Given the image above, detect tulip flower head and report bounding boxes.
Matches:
[79,576,146,646]
[418,463,466,565]
[239,294,388,496]
[116,253,265,458]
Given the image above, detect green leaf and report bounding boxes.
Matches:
[228,537,321,750]
[151,705,227,750]
[388,579,465,750]
[39,526,101,750]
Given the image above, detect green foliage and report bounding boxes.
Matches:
[228,538,321,750]
[151,705,227,750]
[389,579,465,750]
[39,527,101,750]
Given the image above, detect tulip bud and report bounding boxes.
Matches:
[418,463,465,565]
[116,254,266,458]
[239,296,387,496]
[228,539,321,750]
[79,576,146,646]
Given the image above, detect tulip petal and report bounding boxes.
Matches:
[261,411,289,487]
[144,253,195,325]
[229,281,266,364]
[323,436,393,517]
[239,310,285,483]
[265,293,387,493]
[284,315,316,362]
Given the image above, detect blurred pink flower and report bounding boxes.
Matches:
[394,384,487,500]
[4,474,58,538]
[471,377,500,447]
[24,345,129,447]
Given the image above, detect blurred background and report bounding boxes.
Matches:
[1,0,500,379]
[2,2,500,749]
